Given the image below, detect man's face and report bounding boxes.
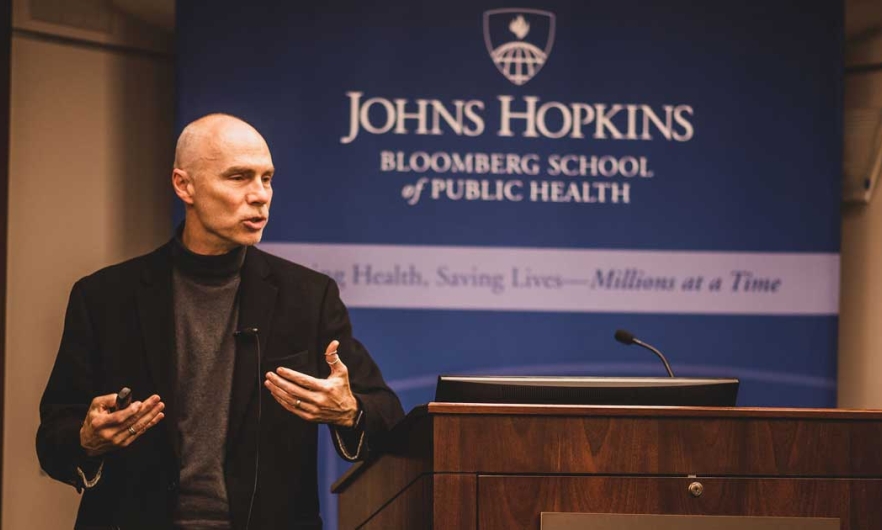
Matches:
[180,122,275,254]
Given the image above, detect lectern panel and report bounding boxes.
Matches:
[334,406,882,529]
[358,474,476,530]
[477,476,882,529]
[436,413,882,476]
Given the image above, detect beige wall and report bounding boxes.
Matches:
[838,0,882,408]
[3,34,174,529]
[839,69,882,408]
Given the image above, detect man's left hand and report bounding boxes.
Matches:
[264,340,360,427]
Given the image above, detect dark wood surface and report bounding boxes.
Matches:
[336,404,882,492]
[352,474,477,530]
[434,474,476,530]
[335,404,882,529]
[434,414,882,476]
[478,476,882,529]
[336,414,433,528]
[355,475,432,530]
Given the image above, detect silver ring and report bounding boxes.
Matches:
[326,351,340,365]
[128,426,137,436]
[295,399,302,409]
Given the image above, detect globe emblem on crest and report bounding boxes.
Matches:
[483,9,556,86]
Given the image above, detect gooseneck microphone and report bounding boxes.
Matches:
[234,327,261,530]
[614,329,675,378]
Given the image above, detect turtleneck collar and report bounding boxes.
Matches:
[171,224,246,280]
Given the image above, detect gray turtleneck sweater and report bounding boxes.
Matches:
[171,237,246,530]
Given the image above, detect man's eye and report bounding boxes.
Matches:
[262,176,273,184]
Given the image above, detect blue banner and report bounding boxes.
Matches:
[178,1,842,527]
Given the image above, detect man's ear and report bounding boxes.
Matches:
[172,168,195,205]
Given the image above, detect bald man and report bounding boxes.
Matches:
[37,114,404,530]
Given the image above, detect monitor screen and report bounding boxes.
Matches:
[435,376,739,407]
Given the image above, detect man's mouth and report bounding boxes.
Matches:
[243,217,267,230]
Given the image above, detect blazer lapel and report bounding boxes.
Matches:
[228,247,278,451]
[135,243,180,459]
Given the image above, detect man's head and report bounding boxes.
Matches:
[172,113,274,255]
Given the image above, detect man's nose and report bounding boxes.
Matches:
[246,178,271,204]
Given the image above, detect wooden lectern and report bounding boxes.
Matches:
[332,404,882,529]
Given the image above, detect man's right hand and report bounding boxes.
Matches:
[79,393,165,457]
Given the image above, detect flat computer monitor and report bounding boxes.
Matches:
[435,376,739,407]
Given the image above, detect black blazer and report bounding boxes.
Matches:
[36,242,404,530]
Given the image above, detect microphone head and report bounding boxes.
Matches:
[614,329,635,345]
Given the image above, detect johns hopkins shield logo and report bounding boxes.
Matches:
[483,8,556,86]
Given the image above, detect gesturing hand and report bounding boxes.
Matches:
[79,393,165,457]
[264,340,360,427]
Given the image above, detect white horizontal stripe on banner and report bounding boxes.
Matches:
[258,243,839,316]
